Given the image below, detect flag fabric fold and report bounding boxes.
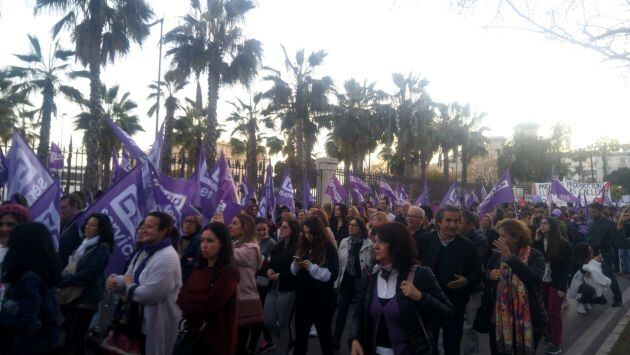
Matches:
[49,142,64,170]
[378,177,398,205]
[276,170,295,212]
[30,179,61,251]
[415,180,430,207]
[440,181,458,209]
[477,170,515,216]
[550,178,580,205]
[325,175,348,203]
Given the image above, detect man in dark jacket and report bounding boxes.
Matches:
[58,194,83,269]
[407,206,429,242]
[417,205,482,355]
[587,202,622,307]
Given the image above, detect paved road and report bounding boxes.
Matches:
[307,275,630,355]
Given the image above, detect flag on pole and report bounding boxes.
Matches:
[49,142,63,170]
[106,117,146,162]
[396,185,409,203]
[276,170,295,212]
[440,181,458,208]
[195,147,218,218]
[239,178,256,206]
[7,129,54,206]
[349,174,371,195]
[378,177,398,205]
[147,120,165,172]
[477,170,514,216]
[258,162,276,220]
[481,185,488,199]
[30,179,61,251]
[550,178,580,205]
[215,152,239,205]
[325,175,348,203]
[415,180,430,206]
[303,173,314,210]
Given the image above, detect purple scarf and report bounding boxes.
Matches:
[133,238,172,282]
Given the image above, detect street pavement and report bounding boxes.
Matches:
[308,274,630,355]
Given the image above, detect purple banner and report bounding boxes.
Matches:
[550,178,580,205]
[378,177,398,204]
[215,152,238,205]
[477,170,514,216]
[0,146,7,187]
[481,185,488,199]
[30,179,61,251]
[258,162,276,219]
[415,180,430,207]
[439,181,458,209]
[325,175,348,203]
[147,120,164,172]
[396,184,409,203]
[276,170,295,212]
[349,174,371,195]
[219,200,244,225]
[7,129,54,206]
[106,117,146,162]
[239,179,256,206]
[49,142,63,170]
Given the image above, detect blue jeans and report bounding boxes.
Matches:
[333,275,356,343]
[619,249,630,273]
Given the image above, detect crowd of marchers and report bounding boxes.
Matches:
[0,190,629,355]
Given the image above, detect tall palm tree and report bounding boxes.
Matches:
[36,0,154,196]
[460,125,488,187]
[8,35,84,162]
[147,71,186,174]
[0,70,30,144]
[164,0,262,168]
[75,84,143,189]
[264,47,334,191]
[436,102,466,185]
[226,92,282,186]
[326,79,387,178]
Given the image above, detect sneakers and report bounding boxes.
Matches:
[576,302,587,314]
[545,344,562,354]
[612,300,622,307]
[257,341,276,353]
[309,325,318,337]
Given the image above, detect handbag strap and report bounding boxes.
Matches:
[406,265,434,354]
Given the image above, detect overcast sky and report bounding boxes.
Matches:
[1,0,629,155]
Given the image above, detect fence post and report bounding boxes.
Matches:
[316,157,339,205]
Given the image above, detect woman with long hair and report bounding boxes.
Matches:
[291,216,339,355]
[228,213,264,355]
[264,219,300,355]
[106,211,182,355]
[349,222,453,355]
[177,214,202,283]
[333,217,375,349]
[0,222,61,355]
[59,213,114,355]
[484,219,548,355]
[309,208,338,247]
[177,222,240,354]
[532,217,572,354]
[0,203,31,267]
[330,203,349,245]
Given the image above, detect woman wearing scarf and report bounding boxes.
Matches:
[107,211,182,355]
[349,222,453,355]
[59,213,113,355]
[485,219,548,355]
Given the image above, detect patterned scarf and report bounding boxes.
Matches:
[495,246,534,355]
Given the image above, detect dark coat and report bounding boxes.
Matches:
[350,266,454,355]
[178,265,239,355]
[484,248,549,338]
[0,271,60,355]
[464,229,489,263]
[330,217,349,245]
[416,231,483,309]
[265,238,298,292]
[179,233,201,283]
[58,222,82,269]
[293,243,339,310]
[532,238,573,292]
[59,242,110,306]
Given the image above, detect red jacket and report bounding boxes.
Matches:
[177,265,239,355]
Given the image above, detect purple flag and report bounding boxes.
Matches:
[481,185,488,199]
[239,178,256,206]
[440,181,458,208]
[219,200,244,225]
[396,185,409,203]
[30,179,61,251]
[7,129,54,206]
[258,162,276,219]
[147,120,164,172]
[151,166,198,221]
[350,188,365,204]
[106,117,146,162]
[465,191,479,209]
[194,147,218,218]
[0,146,7,187]
[349,174,371,195]
[81,165,144,275]
[477,170,514,216]
[215,152,238,205]
[49,142,63,170]
[378,177,398,204]
[325,175,348,203]
[415,180,430,206]
[550,178,580,205]
[303,173,314,210]
[276,170,295,212]
[532,194,543,203]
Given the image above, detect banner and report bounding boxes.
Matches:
[49,142,63,170]
[550,178,580,205]
[349,174,371,195]
[239,179,256,206]
[30,179,61,251]
[478,170,514,216]
[276,170,295,212]
[0,146,7,187]
[215,152,238,204]
[147,120,164,172]
[325,175,348,203]
[415,180,430,207]
[258,162,276,219]
[7,129,54,206]
[81,165,144,275]
[378,177,398,204]
[534,180,610,204]
[440,181,458,208]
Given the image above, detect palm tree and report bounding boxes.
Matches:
[75,84,143,189]
[436,102,466,185]
[0,70,30,144]
[8,35,84,162]
[147,71,186,174]
[226,92,282,186]
[173,82,208,176]
[36,0,154,196]
[326,79,387,178]
[460,124,488,188]
[164,0,262,168]
[263,47,334,192]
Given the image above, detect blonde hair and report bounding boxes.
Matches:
[348,206,360,219]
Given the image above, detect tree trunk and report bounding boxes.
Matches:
[246,118,257,187]
[420,156,428,186]
[294,82,308,196]
[84,51,103,199]
[461,150,469,188]
[161,96,176,175]
[100,147,111,190]
[36,80,54,163]
[442,147,450,185]
[204,65,220,168]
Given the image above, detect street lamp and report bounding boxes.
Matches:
[149,18,164,140]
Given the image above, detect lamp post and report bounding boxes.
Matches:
[149,18,164,140]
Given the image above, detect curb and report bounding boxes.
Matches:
[595,307,630,355]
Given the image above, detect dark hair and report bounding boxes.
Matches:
[9,193,28,207]
[254,217,268,225]
[247,197,257,204]
[197,222,233,269]
[2,222,61,286]
[436,205,461,223]
[82,213,115,252]
[334,203,348,218]
[573,243,592,267]
[61,194,83,209]
[349,217,368,239]
[421,205,433,221]
[534,202,548,211]
[461,210,477,225]
[297,216,328,265]
[374,222,417,272]
[542,217,564,261]
[310,208,331,228]
[147,211,179,243]
[494,207,506,222]
[495,218,532,249]
[0,203,32,224]
[589,202,604,212]
[234,213,256,244]
[279,219,300,262]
